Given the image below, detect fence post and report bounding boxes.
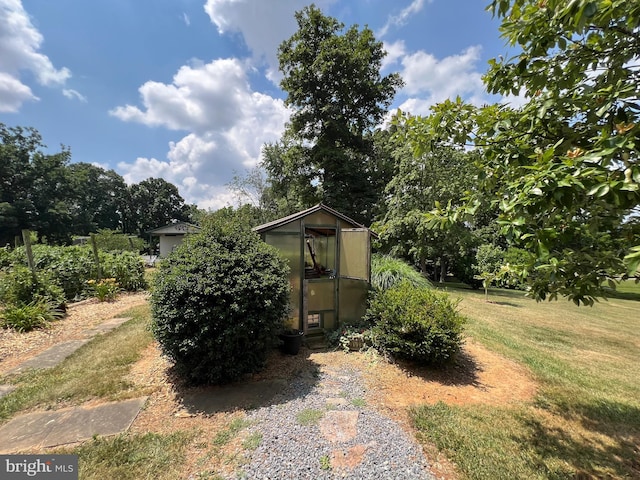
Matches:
[21,229,36,278]
[90,233,102,280]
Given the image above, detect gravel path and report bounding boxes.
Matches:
[236,364,434,480]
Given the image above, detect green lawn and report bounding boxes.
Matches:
[413,285,640,479]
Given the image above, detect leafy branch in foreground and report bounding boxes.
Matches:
[391,0,640,305]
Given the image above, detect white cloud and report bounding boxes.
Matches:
[396,45,488,115]
[377,0,429,38]
[0,0,70,111]
[112,58,290,208]
[62,88,87,102]
[381,40,406,71]
[182,12,190,26]
[203,0,336,83]
[0,71,37,112]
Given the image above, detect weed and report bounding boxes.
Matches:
[241,432,262,451]
[296,408,324,426]
[319,455,331,470]
[351,398,366,408]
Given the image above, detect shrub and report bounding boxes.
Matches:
[0,265,66,310]
[365,280,465,365]
[0,299,64,332]
[100,251,147,291]
[371,254,432,291]
[91,229,145,252]
[150,221,290,385]
[87,278,120,302]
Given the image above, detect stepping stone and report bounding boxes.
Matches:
[0,385,16,398]
[5,340,90,375]
[331,443,372,471]
[325,397,349,407]
[82,317,131,337]
[0,397,147,452]
[319,410,359,443]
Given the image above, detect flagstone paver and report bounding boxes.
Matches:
[0,397,148,452]
[4,317,131,376]
[319,410,360,443]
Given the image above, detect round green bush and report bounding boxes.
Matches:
[150,223,290,385]
[366,280,465,365]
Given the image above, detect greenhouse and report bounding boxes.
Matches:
[254,204,375,335]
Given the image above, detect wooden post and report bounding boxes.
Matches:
[21,229,36,277]
[90,233,102,280]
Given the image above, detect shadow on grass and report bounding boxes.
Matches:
[391,347,482,388]
[602,289,640,302]
[172,346,321,415]
[520,399,640,479]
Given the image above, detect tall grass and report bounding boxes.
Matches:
[412,286,640,479]
[370,254,432,291]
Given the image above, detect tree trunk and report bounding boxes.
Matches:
[439,255,446,283]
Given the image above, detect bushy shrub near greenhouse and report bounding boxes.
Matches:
[365,280,465,365]
[150,220,290,385]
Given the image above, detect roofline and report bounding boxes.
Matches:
[253,203,377,237]
[146,221,201,234]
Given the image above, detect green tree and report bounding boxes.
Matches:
[378,145,488,282]
[125,178,189,236]
[67,163,128,234]
[276,4,403,223]
[393,0,640,304]
[0,123,75,244]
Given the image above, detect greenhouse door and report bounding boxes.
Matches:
[338,228,370,324]
[302,226,337,334]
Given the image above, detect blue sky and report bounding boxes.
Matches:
[2,0,519,209]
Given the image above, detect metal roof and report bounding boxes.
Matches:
[146,221,201,235]
[253,203,376,235]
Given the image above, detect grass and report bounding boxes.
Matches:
[414,285,640,479]
[296,408,324,426]
[211,418,251,447]
[1,301,260,479]
[57,431,193,480]
[0,304,153,422]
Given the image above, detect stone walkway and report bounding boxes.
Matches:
[0,316,148,453]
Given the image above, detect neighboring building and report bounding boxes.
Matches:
[147,222,201,257]
[254,204,375,335]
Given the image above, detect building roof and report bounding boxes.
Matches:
[253,203,376,236]
[146,222,201,235]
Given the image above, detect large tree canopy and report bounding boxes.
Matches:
[394,0,640,304]
[1,123,191,244]
[274,4,403,223]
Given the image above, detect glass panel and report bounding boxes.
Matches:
[323,311,336,331]
[339,229,369,281]
[307,280,335,312]
[305,211,337,225]
[338,278,369,325]
[272,220,300,232]
[264,233,301,329]
[304,228,336,279]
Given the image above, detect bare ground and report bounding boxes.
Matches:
[0,294,537,479]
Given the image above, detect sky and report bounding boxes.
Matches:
[1,0,520,210]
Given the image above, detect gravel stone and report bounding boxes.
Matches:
[234,365,434,479]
